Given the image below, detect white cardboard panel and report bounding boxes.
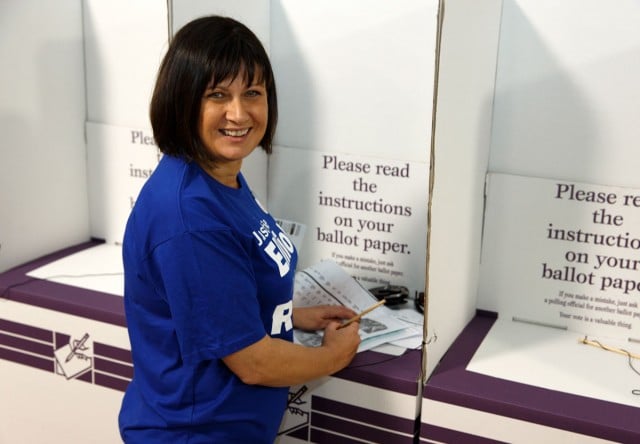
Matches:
[270,0,438,161]
[470,170,640,410]
[0,0,88,273]
[171,0,270,51]
[489,0,640,188]
[479,173,640,339]
[86,122,160,243]
[422,396,614,444]
[0,300,130,444]
[424,0,504,377]
[268,146,429,297]
[83,0,168,127]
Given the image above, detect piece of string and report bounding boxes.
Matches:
[582,336,640,396]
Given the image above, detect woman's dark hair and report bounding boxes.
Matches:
[150,15,277,161]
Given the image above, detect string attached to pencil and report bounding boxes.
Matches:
[580,336,640,395]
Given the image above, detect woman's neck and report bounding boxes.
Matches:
[199,159,242,189]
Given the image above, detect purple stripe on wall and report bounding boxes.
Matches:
[0,318,53,342]
[420,422,508,443]
[310,428,364,444]
[312,396,415,434]
[94,356,133,379]
[76,370,93,383]
[0,346,54,372]
[283,425,308,441]
[55,332,70,349]
[94,342,131,363]
[95,372,130,392]
[312,412,414,444]
[0,332,53,357]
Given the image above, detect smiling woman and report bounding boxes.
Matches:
[118,15,361,444]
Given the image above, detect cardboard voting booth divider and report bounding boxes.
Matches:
[421,0,640,442]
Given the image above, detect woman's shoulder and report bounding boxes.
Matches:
[131,157,231,237]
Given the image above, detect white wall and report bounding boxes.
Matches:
[489,0,640,188]
[171,0,270,48]
[270,0,436,161]
[83,0,168,128]
[0,1,88,273]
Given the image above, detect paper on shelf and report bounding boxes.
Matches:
[292,259,414,352]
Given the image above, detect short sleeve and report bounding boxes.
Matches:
[152,230,267,365]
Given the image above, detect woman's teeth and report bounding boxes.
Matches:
[221,128,249,137]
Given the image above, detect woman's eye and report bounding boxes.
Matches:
[205,91,224,99]
[245,90,261,97]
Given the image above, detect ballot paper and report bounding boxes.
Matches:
[292,259,413,352]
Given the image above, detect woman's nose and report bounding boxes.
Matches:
[225,97,249,123]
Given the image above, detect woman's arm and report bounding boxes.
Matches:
[222,318,360,387]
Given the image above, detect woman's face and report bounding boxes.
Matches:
[198,71,268,168]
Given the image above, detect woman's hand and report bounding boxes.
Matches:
[224,305,361,386]
[321,320,361,370]
[292,305,357,331]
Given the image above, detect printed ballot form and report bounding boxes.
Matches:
[292,260,420,351]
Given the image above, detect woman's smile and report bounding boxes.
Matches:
[220,128,251,137]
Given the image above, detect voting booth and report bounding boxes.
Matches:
[421,0,640,442]
[4,0,639,443]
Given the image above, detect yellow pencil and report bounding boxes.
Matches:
[338,299,386,329]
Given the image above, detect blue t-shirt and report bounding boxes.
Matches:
[119,155,298,443]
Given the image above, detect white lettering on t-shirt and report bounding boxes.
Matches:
[251,219,271,247]
[271,300,293,335]
[263,228,295,277]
